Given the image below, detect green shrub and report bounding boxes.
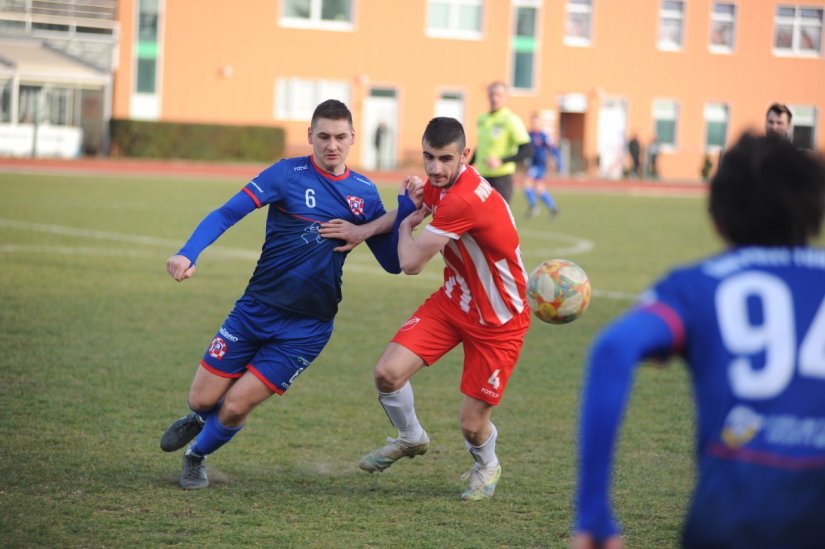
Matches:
[109,119,285,162]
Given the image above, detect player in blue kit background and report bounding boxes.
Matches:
[573,133,825,549]
[523,112,560,219]
[159,99,421,490]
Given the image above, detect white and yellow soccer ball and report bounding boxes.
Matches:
[526,259,591,324]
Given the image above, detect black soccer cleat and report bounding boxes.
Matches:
[180,448,208,490]
[160,412,204,452]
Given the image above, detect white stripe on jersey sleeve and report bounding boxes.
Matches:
[426,224,460,240]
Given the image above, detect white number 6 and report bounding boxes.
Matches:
[306,189,316,208]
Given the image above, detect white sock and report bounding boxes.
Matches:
[378,382,425,442]
[465,422,499,468]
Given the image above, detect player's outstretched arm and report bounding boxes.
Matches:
[576,310,677,545]
[166,254,196,282]
[170,189,256,279]
[319,175,424,253]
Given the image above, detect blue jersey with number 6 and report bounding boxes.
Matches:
[576,246,825,548]
[240,156,386,320]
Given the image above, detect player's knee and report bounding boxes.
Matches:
[373,363,404,392]
[217,398,252,425]
[460,407,495,443]
[461,427,486,446]
[188,393,218,414]
[459,419,485,442]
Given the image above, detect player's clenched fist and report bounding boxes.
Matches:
[400,175,424,208]
[166,254,196,282]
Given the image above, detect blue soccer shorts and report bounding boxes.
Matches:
[199,294,333,395]
[526,164,548,180]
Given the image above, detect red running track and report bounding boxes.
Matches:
[0,156,708,197]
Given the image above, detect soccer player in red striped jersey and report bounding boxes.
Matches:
[330,117,531,500]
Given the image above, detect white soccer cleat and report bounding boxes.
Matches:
[460,463,501,501]
[358,432,430,473]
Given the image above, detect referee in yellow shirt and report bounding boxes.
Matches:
[471,81,532,203]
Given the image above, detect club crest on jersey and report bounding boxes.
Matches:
[208,336,227,360]
[400,316,421,332]
[347,195,365,215]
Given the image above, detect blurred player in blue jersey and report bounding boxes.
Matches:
[574,133,825,549]
[523,113,560,219]
[159,99,421,490]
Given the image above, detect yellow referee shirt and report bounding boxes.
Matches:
[473,107,530,178]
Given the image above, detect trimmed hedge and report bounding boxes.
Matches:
[109,119,285,162]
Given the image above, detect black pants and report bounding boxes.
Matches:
[486,174,514,203]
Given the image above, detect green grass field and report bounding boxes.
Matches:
[0,170,725,547]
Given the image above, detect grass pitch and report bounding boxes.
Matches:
[0,170,728,547]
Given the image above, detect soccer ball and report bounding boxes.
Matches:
[526,259,591,324]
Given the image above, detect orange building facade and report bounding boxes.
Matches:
[113,0,825,180]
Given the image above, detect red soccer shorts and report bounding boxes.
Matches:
[391,290,531,405]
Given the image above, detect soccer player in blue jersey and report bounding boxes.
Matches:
[159,99,421,490]
[523,113,560,219]
[574,133,825,549]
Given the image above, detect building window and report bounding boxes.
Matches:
[0,80,11,123]
[564,0,592,46]
[281,0,353,30]
[658,0,685,51]
[435,91,465,122]
[790,105,817,149]
[44,88,74,126]
[136,58,157,94]
[704,103,729,151]
[512,0,540,90]
[426,0,483,40]
[135,0,159,94]
[18,86,42,124]
[652,100,678,148]
[709,2,736,52]
[275,78,351,121]
[774,5,823,56]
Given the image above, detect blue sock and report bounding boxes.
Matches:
[190,413,243,456]
[540,192,557,211]
[525,188,537,207]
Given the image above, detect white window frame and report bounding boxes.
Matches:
[564,0,593,47]
[704,102,729,152]
[657,0,685,51]
[652,99,679,151]
[425,0,483,40]
[789,104,818,149]
[279,0,355,31]
[274,77,351,121]
[435,89,466,123]
[709,2,736,53]
[773,5,823,57]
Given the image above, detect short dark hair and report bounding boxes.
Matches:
[766,102,793,123]
[422,117,466,150]
[311,99,353,128]
[709,132,825,246]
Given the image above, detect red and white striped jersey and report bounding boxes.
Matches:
[422,165,529,327]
